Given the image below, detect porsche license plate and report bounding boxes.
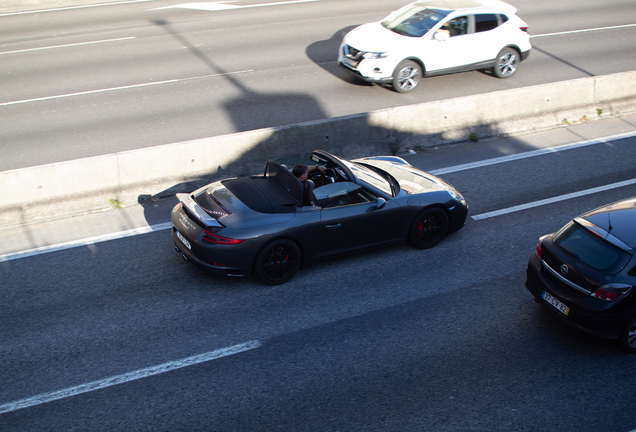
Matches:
[542,291,570,316]
[176,230,191,250]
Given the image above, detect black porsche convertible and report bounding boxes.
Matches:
[171,150,468,284]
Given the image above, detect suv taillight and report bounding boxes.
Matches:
[520,26,529,34]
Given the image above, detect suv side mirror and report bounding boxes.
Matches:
[376,197,387,210]
[434,31,449,42]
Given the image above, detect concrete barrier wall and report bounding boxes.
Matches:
[2,70,636,227]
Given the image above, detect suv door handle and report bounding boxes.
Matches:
[326,223,342,229]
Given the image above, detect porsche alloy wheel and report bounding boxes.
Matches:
[254,239,301,285]
[392,60,421,93]
[409,207,449,249]
[494,48,519,78]
[619,313,636,353]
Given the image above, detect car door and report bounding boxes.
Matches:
[463,13,508,63]
[315,182,403,251]
[420,15,473,72]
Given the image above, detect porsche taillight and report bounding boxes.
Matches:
[202,230,243,245]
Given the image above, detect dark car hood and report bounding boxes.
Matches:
[580,197,636,249]
[358,159,450,195]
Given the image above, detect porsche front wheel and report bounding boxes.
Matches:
[409,207,449,249]
[254,239,301,285]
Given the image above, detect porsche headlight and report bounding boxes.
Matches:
[446,189,465,203]
[362,51,391,59]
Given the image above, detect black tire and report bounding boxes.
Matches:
[254,239,301,285]
[409,207,449,249]
[392,60,421,93]
[618,313,636,353]
[493,47,519,79]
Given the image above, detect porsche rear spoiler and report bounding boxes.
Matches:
[176,192,223,228]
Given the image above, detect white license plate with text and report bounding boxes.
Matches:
[542,291,570,316]
[176,230,191,250]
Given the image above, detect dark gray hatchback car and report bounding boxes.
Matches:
[526,197,636,352]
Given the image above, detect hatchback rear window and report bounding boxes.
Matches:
[554,221,632,274]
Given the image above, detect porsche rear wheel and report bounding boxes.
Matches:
[254,239,301,285]
[409,207,449,249]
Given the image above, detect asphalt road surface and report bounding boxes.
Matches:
[1,0,636,170]
[2,116,636,431]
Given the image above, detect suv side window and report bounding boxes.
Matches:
[446,16,468,37]
[475,13,499,32]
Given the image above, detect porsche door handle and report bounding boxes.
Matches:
[325,223,342,229]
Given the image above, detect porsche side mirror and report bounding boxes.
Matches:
[376,197,387,210]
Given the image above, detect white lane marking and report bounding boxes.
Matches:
[0,70,252,107]
[0,37,136,56]
[3,131,636,262]
[0,340,261,415]
[152,0,320,11]
[428,131,636,176]
[471,178,636,221]
[0,222,172,263]
[0,0,154,16]
[531,23,636,39]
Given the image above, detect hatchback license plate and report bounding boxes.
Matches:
[176,230,191,250]
[542,291,570,316]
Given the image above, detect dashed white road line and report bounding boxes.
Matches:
[0,70,253,107]
[471,178,636,221]
[0,37,136,56]
[0,340,261,415]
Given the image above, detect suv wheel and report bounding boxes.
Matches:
[493,47,519,78]
[392,60,421,93]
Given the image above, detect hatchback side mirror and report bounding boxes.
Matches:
[376,197,387,210]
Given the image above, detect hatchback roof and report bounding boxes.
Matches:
[581,197,636,249]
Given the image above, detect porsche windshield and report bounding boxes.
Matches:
[347,162,395,196]
[382,5,450,37]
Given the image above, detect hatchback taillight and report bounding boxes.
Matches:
[535,240,542,260]
[202,230,243,245]
[591,284,633,302]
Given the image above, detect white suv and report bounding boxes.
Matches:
[338,0,531,93]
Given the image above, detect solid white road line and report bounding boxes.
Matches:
[0,222,172,262]
[0,340,262,415]
[2,131,635,262]
[0,70,253,107]
[471,178,636,221]
[0,37,136,56]
[428,131,636,176]
[0,0,154,16]
[152,0,320,11]
[531,23,636,39]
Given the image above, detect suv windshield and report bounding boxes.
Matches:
[554,221,632,274]
[382,5,450,37]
